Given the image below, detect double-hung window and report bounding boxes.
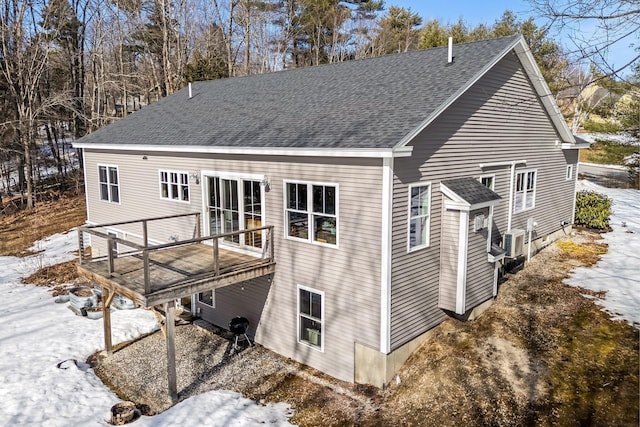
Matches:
[408,183,431,251]
[514,170,536,212]
[160,171,190,202]
[298,286,323,350]
[98,165,120,203]
[286,181,337,245]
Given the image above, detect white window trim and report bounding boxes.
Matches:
[406,182,431,252]
[159,169,191,203]
[97,164,121,204]
[566,165,574,181]
[479,174,495,191]
[513,169,537,213]
[296,285,324,352]
[198,289,216,308]
[284,180,339,248]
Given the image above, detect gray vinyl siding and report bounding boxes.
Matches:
[389,52,577,349]
[464,207,494,310]
[83,150,383,382]
[437,202,459,312]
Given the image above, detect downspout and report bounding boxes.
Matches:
[507,163,516,231]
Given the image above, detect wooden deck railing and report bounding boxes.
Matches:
[78,213,274,296]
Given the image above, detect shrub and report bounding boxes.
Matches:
[574,191,612,230]
[624,152,640,189]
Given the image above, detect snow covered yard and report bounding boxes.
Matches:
[568,181,640,328]
[0,231,293,426]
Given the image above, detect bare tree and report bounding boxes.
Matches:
[0,0,52,208]
[529,0,640,80]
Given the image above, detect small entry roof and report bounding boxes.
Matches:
[441,177,502,210]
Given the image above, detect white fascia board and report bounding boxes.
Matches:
[440,184,466,205]
[511,39,575,144]
[479,160,527,169]
[444,200,470,211]
[393,37,522,150]
[562,142,591,150]
[72,143,414,159]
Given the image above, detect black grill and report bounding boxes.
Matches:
[229,316,252,348]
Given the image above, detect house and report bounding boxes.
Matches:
[73,35,586,390]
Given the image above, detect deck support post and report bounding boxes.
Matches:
[164,301,178,401]
[102,286,115,354]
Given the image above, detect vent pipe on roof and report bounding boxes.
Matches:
[448,37,453,64]
[188,82,192,98]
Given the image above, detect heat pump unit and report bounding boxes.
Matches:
[503,229,525,258]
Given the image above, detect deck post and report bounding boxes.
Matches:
[213,238,219,275]
[107,236,114,276]
[195,213,201,238]
[143,249,151,294]
[102,286,114,354]
[142,220,148,247]
[164,301,178,401]
[269,226,274,261]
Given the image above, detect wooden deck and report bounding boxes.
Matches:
[77,214,275,307]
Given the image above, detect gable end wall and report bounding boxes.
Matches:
[389,51,577,350]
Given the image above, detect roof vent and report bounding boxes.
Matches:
[447,37,453,64]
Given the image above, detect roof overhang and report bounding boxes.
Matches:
[562,135,592,150]
[72,143,414,159]
[395,35,575,149]
[441,181,502,212]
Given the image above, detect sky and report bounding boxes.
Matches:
[387,0,636,77]
[0,178,638,424]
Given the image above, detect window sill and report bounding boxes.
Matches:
[285,235,338,248]
[408,243,429,253]
[297,340,324,352]
[513,206,535,214]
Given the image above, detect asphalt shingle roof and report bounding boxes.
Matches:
[77,36,521,149]
[441,177,502,206]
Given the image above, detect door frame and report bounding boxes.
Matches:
[200,170,267,256]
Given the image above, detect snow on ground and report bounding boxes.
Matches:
[0,230,293,426]
[578,132,640,145]
[568,181,640,328]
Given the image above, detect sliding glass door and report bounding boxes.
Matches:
[207,176,263,248]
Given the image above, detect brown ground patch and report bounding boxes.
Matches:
[0,193,86,257]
